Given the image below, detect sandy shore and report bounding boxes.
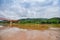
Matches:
[0,27,60,40]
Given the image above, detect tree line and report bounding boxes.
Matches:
[19,17,60,24]
[0,17,60,24]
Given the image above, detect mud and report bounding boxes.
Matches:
[0,27,60,40]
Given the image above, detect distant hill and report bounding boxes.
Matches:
[0,17,60,24]
[18,17,60,24]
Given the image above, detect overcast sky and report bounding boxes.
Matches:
[0,0,60,20]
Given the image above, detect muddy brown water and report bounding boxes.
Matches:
[0,27,60,40]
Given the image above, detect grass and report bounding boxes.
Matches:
[3,23,60,30]
[7,24,49,30]
[50,24,60,28]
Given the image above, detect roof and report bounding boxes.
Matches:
[0,17,18,22]
[0,17,7,20]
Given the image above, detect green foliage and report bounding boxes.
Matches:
[0,17,60,24]
[19,17,60,24]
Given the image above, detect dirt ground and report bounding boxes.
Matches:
[0,27,60,40]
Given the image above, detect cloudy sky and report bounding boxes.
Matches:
[0,0,60,20]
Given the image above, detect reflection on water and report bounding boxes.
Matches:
[0,27,60,40]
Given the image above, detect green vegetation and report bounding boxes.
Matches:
[12,24,49,30]
[0,17,60,24]
[9,24,60,30]
[0,17,60,29]
[19,17,60,24]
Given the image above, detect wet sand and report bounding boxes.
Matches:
[0,27,60,40]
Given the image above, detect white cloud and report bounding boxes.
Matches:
[0,0,59,20]
[44,6,59,18]
[24,0,46,2]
